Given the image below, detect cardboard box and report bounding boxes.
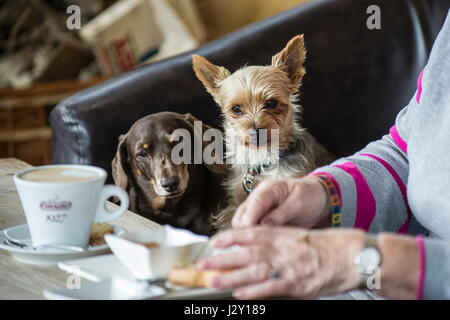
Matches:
[81,0,205,76]
[81,0,164,76]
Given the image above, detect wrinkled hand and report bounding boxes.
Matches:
[232,177,331,228]
[197,227,365,299]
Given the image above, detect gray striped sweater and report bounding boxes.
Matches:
[312,10,450,299]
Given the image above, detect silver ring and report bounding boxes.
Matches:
[269,268,281,279]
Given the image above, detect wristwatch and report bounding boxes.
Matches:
[353,235,381,289]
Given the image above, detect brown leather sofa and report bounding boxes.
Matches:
[50,0,450,183]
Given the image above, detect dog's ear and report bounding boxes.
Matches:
[111,134,130,190]
[183,112,199,127]
[192,55,230,96]
[183,113,209,147]
[183,113,228,175]
[271,34,306,86]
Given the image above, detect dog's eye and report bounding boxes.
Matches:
[231,105,243,115]
[264,99,278,109]
[138,150,147,157]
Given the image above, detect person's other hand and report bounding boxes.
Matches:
[232,177,331,228]
[197,227,365,299]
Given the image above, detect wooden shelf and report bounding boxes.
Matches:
[0,77,108,165]
[0,127,51,143]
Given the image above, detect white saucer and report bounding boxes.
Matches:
[0,224,125,265]
[43,278,233,300]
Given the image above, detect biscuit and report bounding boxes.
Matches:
[169,266,228,288]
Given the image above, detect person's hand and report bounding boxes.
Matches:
[232,177,331,228]
[197,227,365,299]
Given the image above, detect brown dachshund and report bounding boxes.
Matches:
[112,112,228,235]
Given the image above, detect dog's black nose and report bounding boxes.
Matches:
[161,176,180,192]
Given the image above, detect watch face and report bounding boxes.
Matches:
[360,247,381,271]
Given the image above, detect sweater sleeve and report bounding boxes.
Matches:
[311,11,450,299]
[422,238,450,299]
[414,13,450,299]
[310,97,415,234]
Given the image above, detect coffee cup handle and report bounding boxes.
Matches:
[94,185,129,222]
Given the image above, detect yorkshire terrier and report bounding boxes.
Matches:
[192,34,333,229]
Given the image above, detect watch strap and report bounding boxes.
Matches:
[366,234,378,249]
[357,234,380,289]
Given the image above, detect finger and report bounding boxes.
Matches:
[260,195,298,226]
[210,226,277,248]
[233,278,291,300]
[231,202,247,228]
[197,246,266,270]
[240,181,281,227]
[261,199,298,226]
[231,195,260,229]
[236,180,288,227]
[210,262,271,289]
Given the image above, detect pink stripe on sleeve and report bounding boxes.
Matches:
[332,162,376,231]
[416,69,424,103]
[360,153,411,233]
[416,236,425,300]
[389,125,408,154]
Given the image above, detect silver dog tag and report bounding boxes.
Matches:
[242,169,257,195]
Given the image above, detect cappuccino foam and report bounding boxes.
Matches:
[21,167,100,183]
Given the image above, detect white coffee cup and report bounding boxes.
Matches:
[13,164,129,248]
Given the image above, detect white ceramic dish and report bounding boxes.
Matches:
[43,277,167,300]
[105,225,211,280]
[49,247,235,300]
[0,224,125,265]
[43,276,233,300]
